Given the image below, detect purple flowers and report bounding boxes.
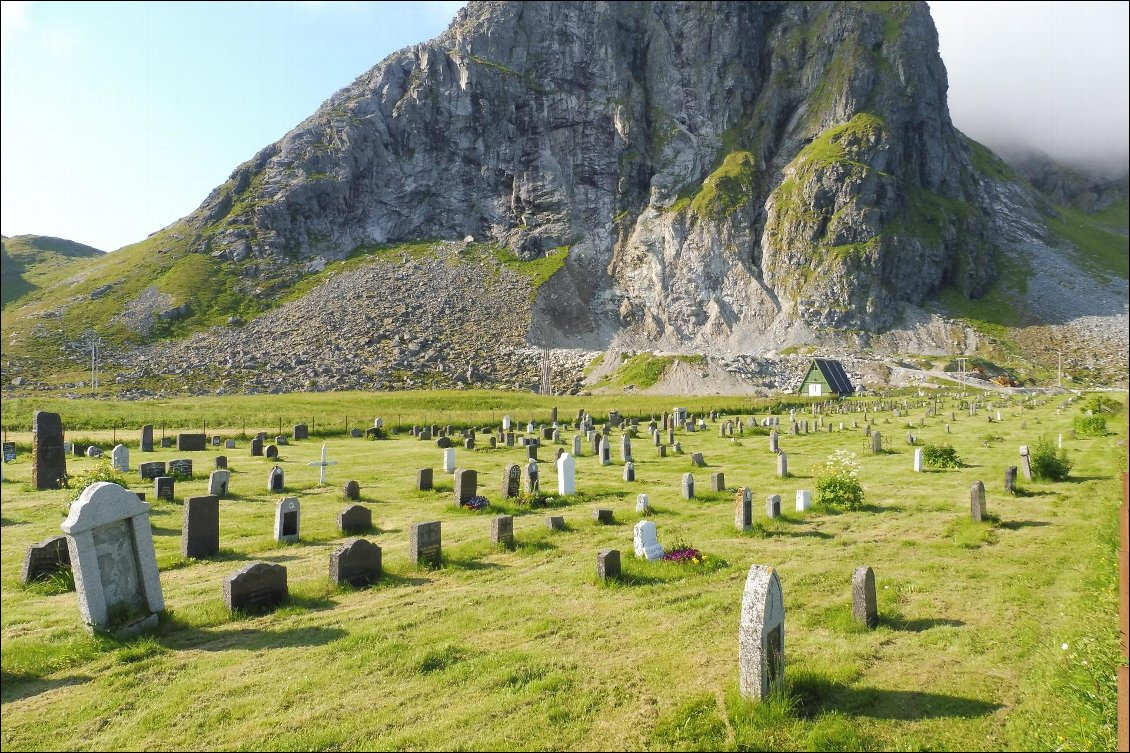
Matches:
[465,496,490,510]
[662,547,703,563]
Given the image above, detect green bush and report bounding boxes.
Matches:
[922,443,962,468]
[1072,415,1108,437]
[1078,394,1124,416]
[66,462,128,491]
[815,450,865,511]
[1031,437,1073,481]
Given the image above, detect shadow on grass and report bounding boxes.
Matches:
[1064,474,1112,483]
[998,519,1051,530]
[792,675,1001,721]
[0,671,91,704]
[150,525,180,537]
[1,516,18,527]
[164,625,349,652]
[886,614,966,632]
[1011,487,1051,498]
[855,503,906,514]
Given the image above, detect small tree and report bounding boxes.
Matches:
[1072,415,1107,437]
[1031,437,1072,482]
[815,450,865,511]
[922,443,962,469]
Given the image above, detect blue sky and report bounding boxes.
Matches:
[1,1,1127,252]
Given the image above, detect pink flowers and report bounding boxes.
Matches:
[662,547,703,563]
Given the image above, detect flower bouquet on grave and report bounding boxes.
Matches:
[464,495,490,511]
[660,540,727,572]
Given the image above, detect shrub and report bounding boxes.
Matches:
[1072,415,1108,437]
[1078,394,1124,416]
[66,462,127,491]
[1031,437,1072,481]
[922,443,962,469]
[814,450,864,511]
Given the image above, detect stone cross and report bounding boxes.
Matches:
[739,564,785,700]
[305,443,337,485]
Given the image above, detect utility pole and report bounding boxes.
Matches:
[89,335,99,397]
[1057,351,1063,390]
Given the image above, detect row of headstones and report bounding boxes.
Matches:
[138,424,312,453]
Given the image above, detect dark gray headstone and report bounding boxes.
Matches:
[155,476,174,501]
[139,461,166,480]
[140,424,154,452]
[491,515,515,548]
[329,538,381,587]
[293,424,309,440]
[250,437,263,456]
[20,535,71,584]
[437,436,452,449]
[409,521,442,566]
[593,508,613,524]
[338,504,372,534]
[343,480,361,501]
[32,410,66,490]
[416,468,433,491]
[224,562,288,613]
[691,452,705,467]
[596,549,621,580]
[168,459,193,478]
[502,463,520,498]
[182,495,219,559]
[852,566,878,629]
[527,444,538,461]
[454,468,477,506]
[176,433,206,452]
[265,444,278,459]
[350,428,362,438]
[1005,466,1017,495]
[215,455,228,470]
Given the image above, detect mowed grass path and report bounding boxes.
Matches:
[0,392,1123,751]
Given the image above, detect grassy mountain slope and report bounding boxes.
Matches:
[1,235,104,308]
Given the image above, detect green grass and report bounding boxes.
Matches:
[1046,204,1129,279]
[0,390,1122,750]
[689,151,756,218]
[0,235,105,309]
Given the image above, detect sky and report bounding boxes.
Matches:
[1,1,1127,253]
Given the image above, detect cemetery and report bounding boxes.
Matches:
[0,389,1124,750]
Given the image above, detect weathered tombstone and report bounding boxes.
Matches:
[738,564,785,701]
[622,462,635,482]
[593,508,614,524]
[572,435,582,456]
[265,444,279,460]
[546,515,565,531]
[464,436,475,450]
[154,476,174,501]
[636,493,651,515]
[274,497,300,542]
[182,495,219,559]
[633,520,664,561]
[769,430,779,453]
[620,434,632,463]
[168,459,193,478]
[691,452,705,467]
[176,433,206,452]
[32,411,67,490]
[502,463,521,498]
[735,487,753,531]
[1019,445,1032,481]
[20,535,71,584]
[409,521,442,566]
[60,482,165,634]
[913,447,924,473]
[338,504,372,534]
[596,549,621,580]
[657,444,667,458]
[1005,466,1018,495]
[225,439,236,449]
[275,435,289,446]
[795,489,812,512]
[215,455,227,470]
[554,447,564,463]
[111,444,130,473]
[558,453,575,495]
[329,539,381,587]
[140,424,154,453]
[208,469,230,498]
[267,465,284,493]
[491,515,515,548]
[852,566,878,629]
[523,459,540,494]
[224,562,287,613]
[250,437,263,457]
[454,468,477,506]
[416,468,433,491]
[139,461,166,480]
[970,481,986,522]
[527,443,539,461]
[599,437,611,466]
[765,494,781,519]
[710,472,725,492]
[777,452,788,478]
[159,437,173,448]
[343,480,361,501]
[85,445,103,459]
[682,473,695,499]
[871,431,882,454]
[435,436,451,449]
[293,424,309,440]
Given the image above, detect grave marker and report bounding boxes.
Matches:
[224,562,287,613]
[409,521,442,566]
[274,497,300,542]
[329,539,381,587]
[852,566,878,629]
[182,495,219,559]
[738,565,785,701]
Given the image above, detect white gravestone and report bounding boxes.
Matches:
[636,493,651,514]
[111,444,129,473]
[208,469,230,498]
[306,443,337,485]
[795,489,812,512]
[502,416,512,431]
[556,452,575,495]
[633,520,664,561]
[739,564,785,700]
[274,497,301,543]
[913,447,924,473]
[61,482,165,634]
[443,448,456,474]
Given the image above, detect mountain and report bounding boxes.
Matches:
[1,235,104,309]
[1,1,1126,395]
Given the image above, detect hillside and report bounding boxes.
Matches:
[0,235,104,309]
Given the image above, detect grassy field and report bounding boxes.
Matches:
[0,390,1124,751]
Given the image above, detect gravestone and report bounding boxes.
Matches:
[111,444,130,473]
[852,566,878,629]
[215,455,227,470]
[140,424,154,452]
[225,439,236,449]
[160,438,173,448]
[593,508,613,524]
[795,490,812,512]
[409,521,442,566]
[739,565,785,701]
[139,461,166,480]
[710,472,725,492]
[546,515,565,531]
[208,469,230,498]
[527,443,539,461]
[416,468,433,491]
[557,453,575,494]
[437,436,452,449]
[1005,466,1018,495]
[154,476,174,501]
[572,435,582,456]
[293,424,309,440]
[489,436,496,448]
[343,480,361,501]
[913,448,924,473]
[274,497,300,542]
[491,515,515,548]
[636,493,651,515]
[265,444,278,459]
[871,431,882,454]
[970,481,986,522]
[620,435,632,463]
[769,431,779,453]
[554,447,564,463]
[267,465,284,493]
[176,433,206,452]
[182,495,219,559]
[765,494,781,519]
[682,473,695,499]
[542,426,554,441]
[454,468,477,506]
[329,539,381,587]
[622,462,635,482]
[20,535,71,584]
[275,435,289,446]
[523,459,539,494]
[633,520,664,561]
[596,549,621,581]
[212,436,222,447]
[1019,445,1032,481]
[657,445,667,458]
[735,487,753,531]
[168,459,192,478]
[464,437,475,450]
[250,437,263,457]
[338,504,372,534]
[599,437,610,466]
[691,452,705,467]
[502,463,521,498]
[32,410,66,490]
[224,562,287,613]
[86,446,103,458]
[61,482,164,634]
[777,452,788,478]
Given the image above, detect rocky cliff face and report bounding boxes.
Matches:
[184,0,998,349]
